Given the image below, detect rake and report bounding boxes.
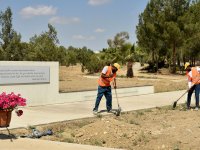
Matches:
[114,87,122,116]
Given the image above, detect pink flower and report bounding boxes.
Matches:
[0,92,27,116]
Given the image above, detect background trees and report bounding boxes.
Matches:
[136,0,166,72]
[181,0,200,66]
[27,24,60,61]
[1,2,200,74]
[136,0,200,73]
[100,32,135,77]
[0,7,24,60]
[136,0,192,73]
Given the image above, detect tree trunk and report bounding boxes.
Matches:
[156,61,159,73]
[183,56,186,65]
[172,42,176,73]
[126,61,133,78]
[177,56,180,67]
[152,50,155,63]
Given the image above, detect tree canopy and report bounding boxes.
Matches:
[1,2,200,74]
[136,0,200,73]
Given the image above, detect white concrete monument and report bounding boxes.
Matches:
[0,61,154,106]
[0,61,58,106]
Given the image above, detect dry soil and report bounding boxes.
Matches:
[4,105,200,150]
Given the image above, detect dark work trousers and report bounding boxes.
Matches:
[195,84,200,108]
[93,86,112,111]
[187,85,196,108]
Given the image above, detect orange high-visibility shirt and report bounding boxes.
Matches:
[98,66,116,87]
[191,67,200,84]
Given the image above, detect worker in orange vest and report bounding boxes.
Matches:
[93,63,120,114]
[185,62,195,110]
[187,65,200,110]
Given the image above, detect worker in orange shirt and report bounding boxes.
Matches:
[185,62,195,110]
[93,63,120,114]
[187,64,200,110]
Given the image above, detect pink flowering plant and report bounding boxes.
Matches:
[0,92,26,117]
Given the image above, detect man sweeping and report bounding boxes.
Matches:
[185,62,194,110]
[187,64,200,110]
[93,63,120,114]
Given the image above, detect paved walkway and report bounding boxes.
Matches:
[0,90,189,150]
[0,138,121,150]
[10,90,187,129]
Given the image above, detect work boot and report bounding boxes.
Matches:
[107,109,112,113]
[93,110,98,115]
[186,107,190,111]
[106,106,112,113]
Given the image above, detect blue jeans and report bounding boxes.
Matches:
[195,84,200,108]
[93,86,112,111]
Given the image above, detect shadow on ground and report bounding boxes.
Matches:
[0,133,17,140]
[98,109,120,115]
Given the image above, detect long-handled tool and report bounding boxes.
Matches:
[173,77,200,109]
[114,87,122,116]
[172,88,191,109]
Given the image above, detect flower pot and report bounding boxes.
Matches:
[0,110,12,127]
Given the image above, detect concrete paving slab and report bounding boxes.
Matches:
[7,90,187,129]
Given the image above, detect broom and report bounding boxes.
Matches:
[172,89,190,109]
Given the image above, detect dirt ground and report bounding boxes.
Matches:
[1,63,195,150]
[5,105,200,150]
[59,63,187,93]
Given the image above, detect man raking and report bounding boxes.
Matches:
[93,63,120,114]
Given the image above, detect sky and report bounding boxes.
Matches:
[0,0,149,51]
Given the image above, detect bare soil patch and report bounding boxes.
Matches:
[3,105,200,150]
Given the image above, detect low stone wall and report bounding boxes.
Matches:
[58,85,154,104]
